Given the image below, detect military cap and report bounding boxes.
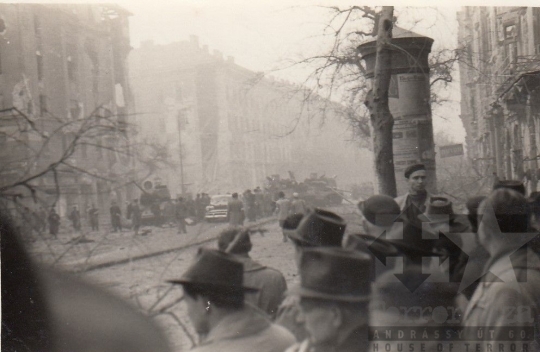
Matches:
[288,247,371,302]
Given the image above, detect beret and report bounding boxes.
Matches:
[404,163,426,179]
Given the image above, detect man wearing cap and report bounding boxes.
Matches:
[276,209,347,341]
[394,163,434,225]
[286,247,372,352]
[169,249,295,352]
[217,227,287,319]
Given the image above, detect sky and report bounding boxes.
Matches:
[123,1,467,142]
[8,0,539,143]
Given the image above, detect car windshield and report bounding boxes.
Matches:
[211,195,231,205]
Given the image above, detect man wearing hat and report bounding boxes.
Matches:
[217,227,287,319]
[286,247,372,352]
[463,188,540,348]
[276,209,347,341]
[169,249,295,352]
[394,163,434,225]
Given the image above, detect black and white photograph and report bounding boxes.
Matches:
[2,1,540,351]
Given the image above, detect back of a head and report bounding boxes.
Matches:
[484,188,529,233]
[359,195,400,227]
[466,195,486,233]
[218,227,252,254]
[493,179,526,196]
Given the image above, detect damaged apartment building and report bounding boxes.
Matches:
[458,7,540,193]
[0,4,135,218]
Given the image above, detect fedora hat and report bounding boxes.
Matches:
[418,196,455,224]
[343,233,400,264]
[288,247,371,302]
[168,248,258,292]
[282,213,305,238]
[288,208,346,247]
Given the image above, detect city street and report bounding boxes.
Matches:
[32,204,360,351]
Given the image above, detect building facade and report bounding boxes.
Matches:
[129,36,371,196]
[0,4,134,218]
[458,7,540,193]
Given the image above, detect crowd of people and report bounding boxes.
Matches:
[169,162,540,352]
[5,161,540,351]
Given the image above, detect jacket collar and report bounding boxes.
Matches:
[234,256,266,272]
[202,306,271,345]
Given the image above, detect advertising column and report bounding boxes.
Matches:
[358,27,437,195]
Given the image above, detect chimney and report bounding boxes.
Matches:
[227,56,235,64]
[189,35,199,48]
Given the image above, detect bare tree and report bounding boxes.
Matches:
[0,106,170,231]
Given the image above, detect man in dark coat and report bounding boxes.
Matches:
[68,206,81,232]
[227,193,244,226]
[175,197,187,234]
[463,188,540,349]
[286,247,372,352]
[48,208,60,237]
[218,227,287,319]
[276,209,346,341]
[168,249,295,352]
[110,201,122,232]
[127,199,141,236]
[88,204,99,231]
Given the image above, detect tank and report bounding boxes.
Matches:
[138,178,171,226]
[265,172,343,207]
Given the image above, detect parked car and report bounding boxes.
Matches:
[205,194,232,222]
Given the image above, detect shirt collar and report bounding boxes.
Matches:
[203,306,270,345]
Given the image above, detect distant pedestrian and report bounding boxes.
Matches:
[68,206,81,232]
[290,192,307,215]
[176,197,188,234]
[127,199,141,236]
[244,189,257,222]
[110,201,122,232]
[162,199,175,227]
[48,208,60,237]
[38,206,48,233]
[275,192,291,242]
[88,204,99,231]
[227,193,244,226]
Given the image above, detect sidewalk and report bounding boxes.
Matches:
[29,217,276,273]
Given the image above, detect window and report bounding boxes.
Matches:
[504,24,517,40]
